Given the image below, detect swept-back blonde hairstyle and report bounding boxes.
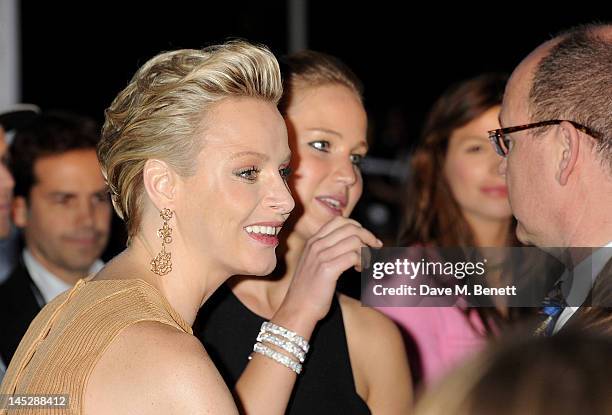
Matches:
[98,40,283,243]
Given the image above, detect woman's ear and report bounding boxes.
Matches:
[142,159,177,211]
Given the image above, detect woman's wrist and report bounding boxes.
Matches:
[270,301,318,341]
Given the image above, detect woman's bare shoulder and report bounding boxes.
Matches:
[84,321,237,415]
[339,293,400,332]
[338,293,413,412]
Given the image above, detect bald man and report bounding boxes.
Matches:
[489,24,612,334]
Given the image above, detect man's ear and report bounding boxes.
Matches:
[142,159,177,211]
[557,121,581,186]
[13,196,28,228]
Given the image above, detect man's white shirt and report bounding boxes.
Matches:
[23,249,104,306]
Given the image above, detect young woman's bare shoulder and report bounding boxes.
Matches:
[339,293,400,334]
[338,294,413,412]
[85,321,237,415]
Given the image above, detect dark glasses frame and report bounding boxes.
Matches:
[488,120,602,157]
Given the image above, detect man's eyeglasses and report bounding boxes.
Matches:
[488,120,602,157]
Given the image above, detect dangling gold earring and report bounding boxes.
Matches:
[151,208,173,276]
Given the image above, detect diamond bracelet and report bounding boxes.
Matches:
[249,342,302,374]
[257,331,306,363]
[261,321,309,353]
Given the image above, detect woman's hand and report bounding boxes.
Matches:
[274,216,383,334]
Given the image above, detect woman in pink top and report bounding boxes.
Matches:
[377,73,517,388]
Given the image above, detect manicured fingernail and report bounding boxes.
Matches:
[377,239,383,246]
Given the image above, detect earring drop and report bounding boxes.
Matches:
[151,208,173,276]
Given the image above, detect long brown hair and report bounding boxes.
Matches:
[399,73,511,247]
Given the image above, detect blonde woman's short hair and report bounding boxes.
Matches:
[98,40,282,242]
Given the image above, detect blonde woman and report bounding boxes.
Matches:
[0,41,293,415]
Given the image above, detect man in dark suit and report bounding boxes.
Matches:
[0,111,112,365]
[489,23,612,334]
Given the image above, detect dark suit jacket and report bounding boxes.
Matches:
[0,260,43,365]
[564,257,612,334]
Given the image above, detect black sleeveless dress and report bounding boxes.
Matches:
[194,283,371,415]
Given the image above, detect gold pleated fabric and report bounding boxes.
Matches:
[0,278,192,414]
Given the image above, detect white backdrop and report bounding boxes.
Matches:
[0,0,19,109]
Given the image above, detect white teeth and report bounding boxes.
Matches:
[321,197,341,208]
[246,225,281,236]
